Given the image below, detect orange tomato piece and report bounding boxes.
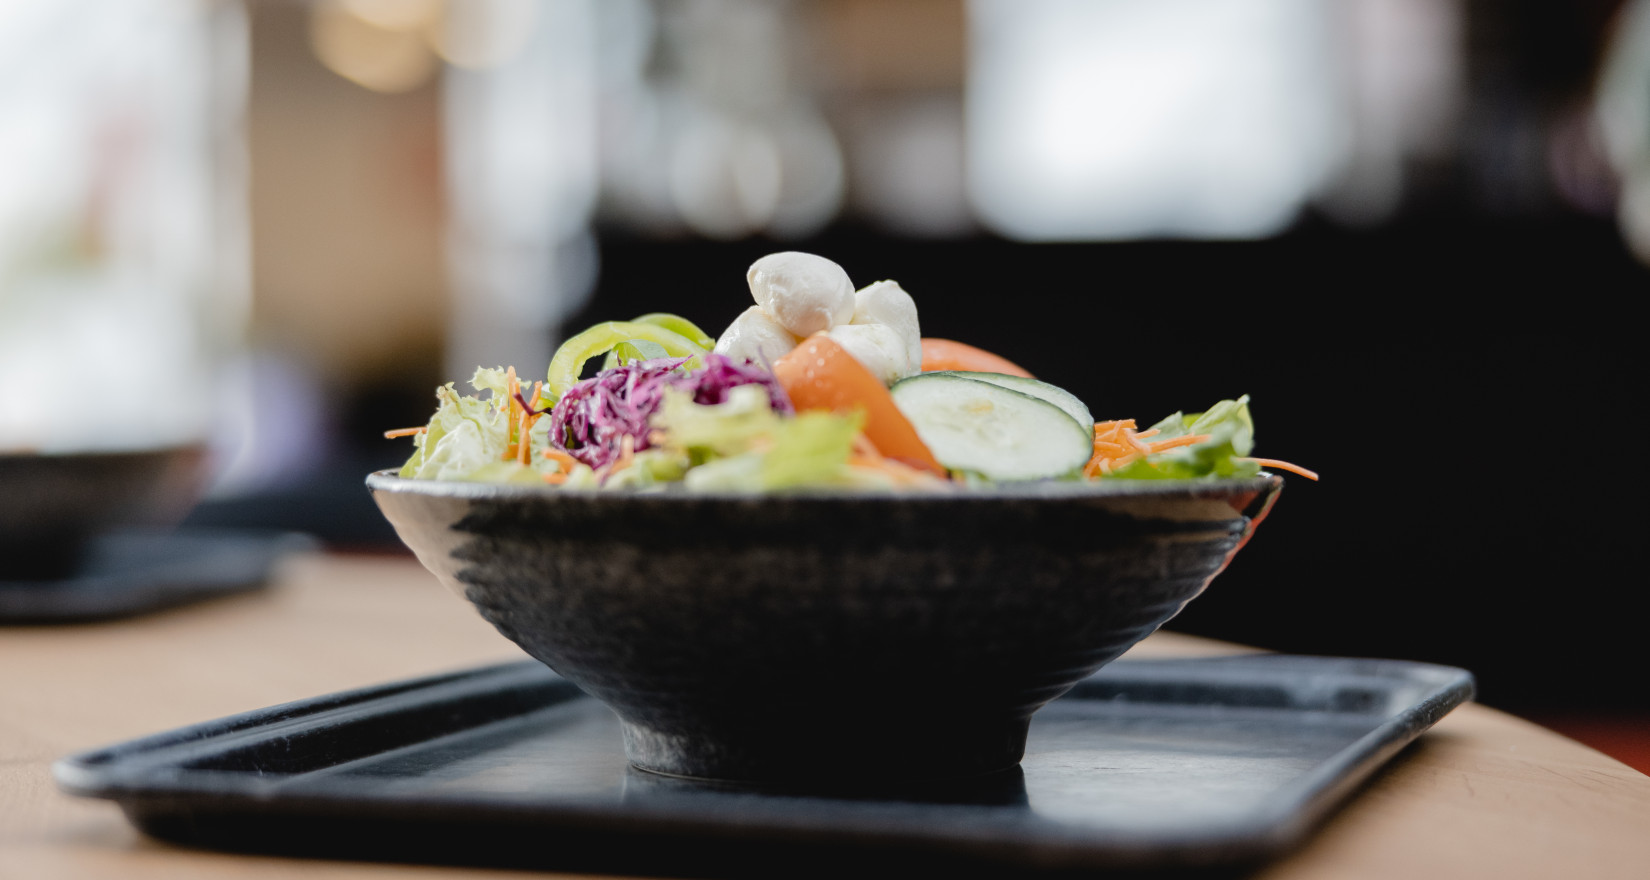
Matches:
[773,336,945,475]
[919,338,1034,378]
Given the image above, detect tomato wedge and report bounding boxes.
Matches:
[773,336,945,475]
[919,338,1034,378]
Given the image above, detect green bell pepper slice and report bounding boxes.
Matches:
[630,313,716,350]
[545,321,707,402]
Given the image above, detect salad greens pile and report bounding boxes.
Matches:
[391,253,1305,491]
[394,354,1267,491]
[396,358,936,491]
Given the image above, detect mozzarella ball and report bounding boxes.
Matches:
[713,305,800,367]
[849,280,921,376]
[746,252,855,337]
[826,323,915,386]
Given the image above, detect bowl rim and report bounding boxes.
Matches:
[365,469,1283,506]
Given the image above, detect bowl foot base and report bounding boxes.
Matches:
[617,712,1032,785]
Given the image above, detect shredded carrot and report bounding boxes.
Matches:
[1145,434,1208,454]
[543,471,568,485]
[1084,417,1317,482]
[541,448,579,471]
[495,369,555,465]
[1087,420,1142,476]
[502,367,521,461]
[527,381,544,426]
[383,427,426,439]
[516,409,531,465]
[1084,422,1213,478]
[1241,458,1320,481]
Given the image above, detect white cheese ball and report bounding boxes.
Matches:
[746,252,855,337]
[713,305,800,367]
[848,280,921,377]
[826,323,914,386]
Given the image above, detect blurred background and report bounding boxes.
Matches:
[2,0,1645,761]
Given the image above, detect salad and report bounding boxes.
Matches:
[388,252,1315,491]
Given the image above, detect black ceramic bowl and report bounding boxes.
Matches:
[0,446,208,581]
[368,472,1282,783]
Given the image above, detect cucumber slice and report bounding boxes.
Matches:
[891,374,1093,481]
[925,371,1093,431]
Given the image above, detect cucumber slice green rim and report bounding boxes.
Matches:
[891,373,1093,482]
[920,371,1093,432]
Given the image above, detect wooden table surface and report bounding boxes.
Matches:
[3,552,1648,879]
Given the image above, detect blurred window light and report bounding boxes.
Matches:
[1319,0,1465,224]
[443,0,600,376]
[308,0,439,94]
[1,0,248,452]
[843,96,972,237]
[1597,0,1650,263]
[309,0,540,96]
[967,0,1345,240]
[592,0,844,241]
[343,0,442,33]
[429,0,539,70]
[767,104,851,237]
[813,0,970,237]
[668,113,785,239]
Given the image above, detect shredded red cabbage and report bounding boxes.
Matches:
[548,353,793,469]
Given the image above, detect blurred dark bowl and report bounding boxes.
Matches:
[368,471,1282,783]
[0,446,209,581]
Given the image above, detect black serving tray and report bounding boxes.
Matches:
[56,654,1473,876]
[0,528,315,623]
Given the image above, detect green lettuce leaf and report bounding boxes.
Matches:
[652,385,862,491]
[652,385,781,460]
[463,461,555,485]
[757,410,863,489]
[1111,395,1261,480]
[469,366,511,401]
[399,379,509,480]
[600,449,689,490]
